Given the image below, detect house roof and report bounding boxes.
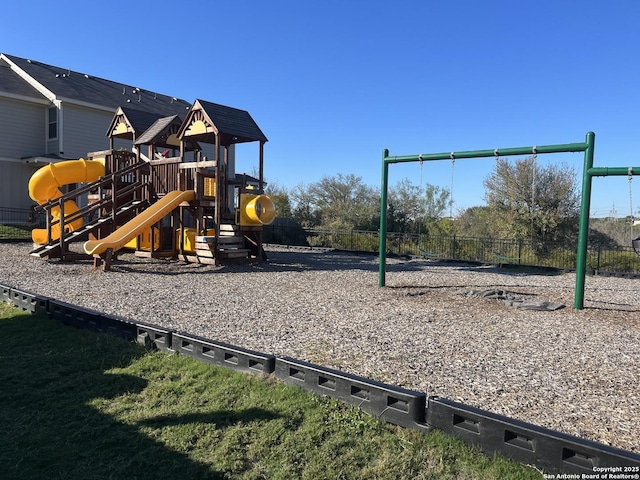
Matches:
[0,53,267,148]
[0,61,45,101]
[0,53,191,117]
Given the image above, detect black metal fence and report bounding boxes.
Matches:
[0,208,45,241]
[263,224,640,274]
[7,214,639,274]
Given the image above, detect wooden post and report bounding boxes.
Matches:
[172,207,179,258]
[214,137,221,224]
[259,140,265,192]
[111,168,117,230]
[178,205,185,256]
[58,198,65,258]
[103,249,113,271]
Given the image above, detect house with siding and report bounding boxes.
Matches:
[0,53,223,215]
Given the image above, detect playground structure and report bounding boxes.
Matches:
[28,99,275,270]
[378,132,640,309]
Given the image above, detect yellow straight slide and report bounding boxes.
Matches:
[83,190,195,256]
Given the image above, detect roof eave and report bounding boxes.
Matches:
[57,96,116,113]
[0,53,57,103]
[0,91,50,105]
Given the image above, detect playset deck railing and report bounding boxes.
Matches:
[148,157,218,199]
[149,156,182,196]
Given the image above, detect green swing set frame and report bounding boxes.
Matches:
[378,132,640,310]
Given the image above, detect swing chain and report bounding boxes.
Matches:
[531,146,538,209]
[449,153,456,218]
[629,167,634,229]
[417,154,424,235]
[630,168,640,255]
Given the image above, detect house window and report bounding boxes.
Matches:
[48,106,58,139]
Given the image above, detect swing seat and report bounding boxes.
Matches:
[493,253,520,264]
[419,248,445,258]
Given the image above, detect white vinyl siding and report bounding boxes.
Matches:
[61,104,113,158]
[0,97,45,159]
[47,137,60,154]
[0,160,41,210]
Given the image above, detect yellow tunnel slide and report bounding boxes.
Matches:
[28,158,105,244]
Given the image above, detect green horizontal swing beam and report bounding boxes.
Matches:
[587,166,640,176]
[381,142,589,165]
[379,133,593,294]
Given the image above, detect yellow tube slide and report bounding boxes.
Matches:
[83,190,195,256]
[28,158,105,244]
[239,194,276,226]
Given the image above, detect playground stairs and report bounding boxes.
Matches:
[216,236,247,256]
[217,224,251,259]
[186,224,251,265]
[30,199,149,259]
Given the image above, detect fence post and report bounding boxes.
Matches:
[518,239,522,265]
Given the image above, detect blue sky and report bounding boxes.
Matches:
[3,1,640,217]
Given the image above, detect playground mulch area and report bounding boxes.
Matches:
[1,243,638,453]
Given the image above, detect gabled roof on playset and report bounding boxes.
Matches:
[134,115,182,146]
[107,106,172,141]
[198,99,267,143]
[133,114,199,152]
[178,99,268,146]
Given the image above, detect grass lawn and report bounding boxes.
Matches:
[0,303,542,479]
[0,224,32,241]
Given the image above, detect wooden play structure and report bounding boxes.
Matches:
[28,99,275,270]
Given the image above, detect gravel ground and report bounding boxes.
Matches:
[1,242,638,453]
